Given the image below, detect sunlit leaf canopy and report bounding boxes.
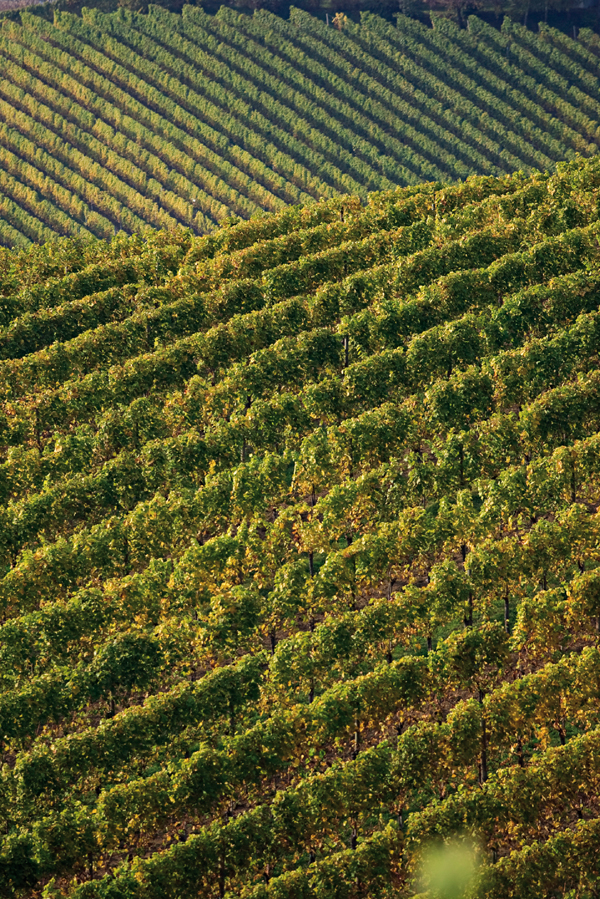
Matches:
[0,160,600,897]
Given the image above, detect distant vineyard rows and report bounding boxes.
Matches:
[1,7,600,244]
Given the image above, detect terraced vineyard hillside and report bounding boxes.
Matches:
[3,6,600,245]
[1,159,600,897]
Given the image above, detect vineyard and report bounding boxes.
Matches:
[3,7,600,243]
[0,157,599,897]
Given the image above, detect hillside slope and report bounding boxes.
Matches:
[2,7,600,244]
[1,160,600,896]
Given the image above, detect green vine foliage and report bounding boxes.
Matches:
[0,161,600,898]
[1,7,600,244]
